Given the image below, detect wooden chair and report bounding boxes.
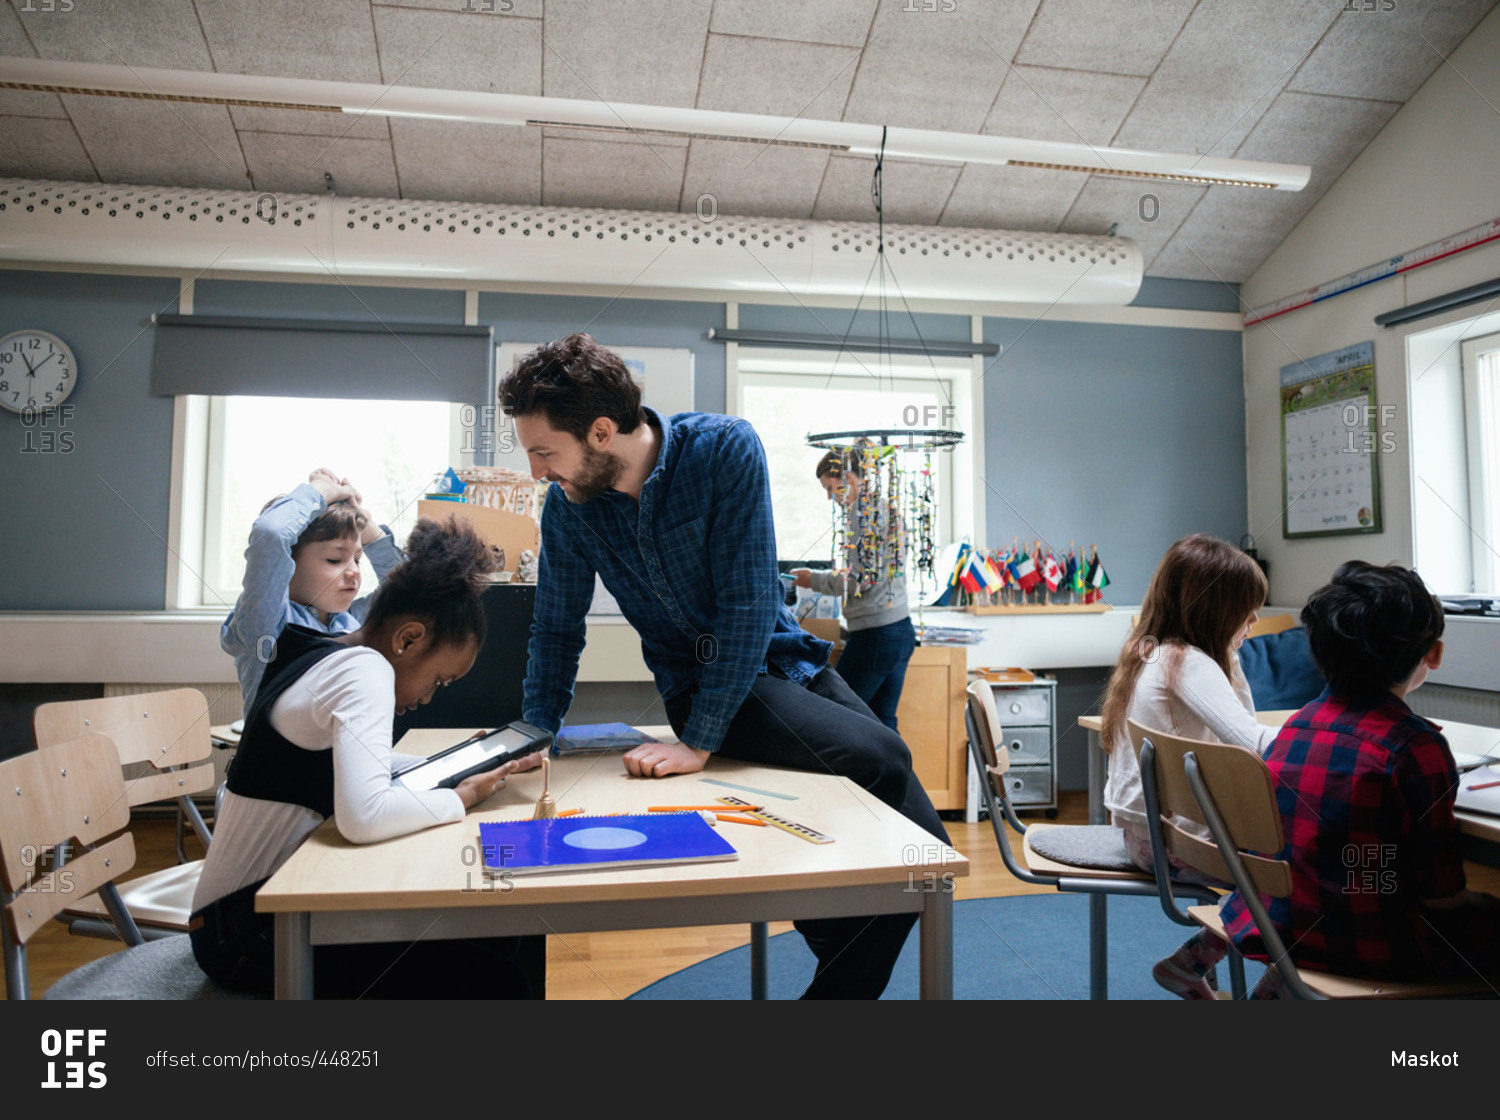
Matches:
[965,680,1224,999]
[33,689,217,940]
[1131,721,1496,999]
[1245,613,1298,639]
[1,734,248,999]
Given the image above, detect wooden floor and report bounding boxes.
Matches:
[10,792,1499,1000]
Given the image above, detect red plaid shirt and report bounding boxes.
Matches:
[1220,688,1466,978]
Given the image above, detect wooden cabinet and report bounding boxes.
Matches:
[802,623,970,811]
[895,646,969,811]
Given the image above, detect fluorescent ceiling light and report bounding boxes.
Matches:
[0,57,1311,191]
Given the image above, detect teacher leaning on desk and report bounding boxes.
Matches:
[497,333,950,1000]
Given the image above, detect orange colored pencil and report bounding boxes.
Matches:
[648,804,763,813]
[714,813,768,826]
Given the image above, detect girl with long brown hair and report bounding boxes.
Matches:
[1099,534,1276,997]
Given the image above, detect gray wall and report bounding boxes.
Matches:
[981,315,1248,604]
[0,267,1244,614]
[0,270,180,610]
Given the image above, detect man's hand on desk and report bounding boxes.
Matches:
[622,741,711,778]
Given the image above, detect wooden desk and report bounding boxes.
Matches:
[257,738,968,1000]
[1077,712,1500,853]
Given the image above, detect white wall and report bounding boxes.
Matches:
[1242,6,1500,608]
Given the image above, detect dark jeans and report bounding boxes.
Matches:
[834,617,917,731]
[191,879,540,999]
[666,665,950,999]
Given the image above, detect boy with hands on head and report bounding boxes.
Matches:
[222,467,404,713]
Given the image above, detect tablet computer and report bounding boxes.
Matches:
[397,720,553,792]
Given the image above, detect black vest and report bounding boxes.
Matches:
[226,625,377,819]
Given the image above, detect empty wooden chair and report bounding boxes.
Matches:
[33,689,217,940]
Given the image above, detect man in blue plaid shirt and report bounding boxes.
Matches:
[499,333,949,999]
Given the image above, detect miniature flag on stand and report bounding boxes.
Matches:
[1042,552,1063,593]
[1014,549,1041,593]
[1065,549,1083,598]
[1084,550,1111,603]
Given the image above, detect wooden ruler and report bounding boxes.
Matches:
[716,795,834,844]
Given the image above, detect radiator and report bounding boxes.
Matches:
[1408,684,1500,729]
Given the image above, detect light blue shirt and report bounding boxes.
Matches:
[220,483,403,713]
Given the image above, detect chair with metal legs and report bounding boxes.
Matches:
[966,680,1222,999]
[1133,721,1494,999]
[33,689,218,941]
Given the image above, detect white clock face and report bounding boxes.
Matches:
[0,329,76,414]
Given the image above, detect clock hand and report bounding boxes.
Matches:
[18,349,35,376]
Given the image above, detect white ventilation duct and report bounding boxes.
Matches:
[0,178,1143,305]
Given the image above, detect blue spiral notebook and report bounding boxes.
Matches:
[479,813,739,876]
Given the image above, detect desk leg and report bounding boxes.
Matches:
[1089,894,1107,1000]
[275,912,313,1000]
[1087,728,1106,826]
[919,889,954,1000]
[750,922,768,1000]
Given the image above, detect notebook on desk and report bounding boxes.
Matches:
[479,812,738,876]
[1455,767,1500,817]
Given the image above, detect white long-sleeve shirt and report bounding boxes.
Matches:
[1104,643,1277,837]
[192,646,463,913]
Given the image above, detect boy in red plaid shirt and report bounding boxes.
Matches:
[1220,561,1500,993]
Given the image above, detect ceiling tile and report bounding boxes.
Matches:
[389,118,540,204]
[842,0,1040,132]
[194,0,381,82]
[679,139,827,219]
[1058,176,1204,267]
[982,65,1145,144]
[540,0,711,108]
[939,162,1086,230]
[1014,0,1197,76]
[542,135,687,211]
[696,35,859,119]
[239,129,399,198]
[375,0,543,18]
[372,4,541,94]
[1288,0,1496,102]
[16,0,213,69]
[0,2,66,119]
[0,115,95,180]
[1114,0,1340,157]
[228,105,391,140]
[709,0,876,47]
[1236,90,1399,186]
[60,95,248,189]
[813,155,958,224]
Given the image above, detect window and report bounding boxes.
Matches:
[1408,314,1500,595]
[177,395,462,611]
[1462,332,1500,593]
[734,351,975,592]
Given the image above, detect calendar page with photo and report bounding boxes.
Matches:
[1281,340,1383,539]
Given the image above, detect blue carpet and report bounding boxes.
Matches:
[629,894,1267,999]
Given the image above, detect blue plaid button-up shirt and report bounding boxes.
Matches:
[521,409,831,753]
